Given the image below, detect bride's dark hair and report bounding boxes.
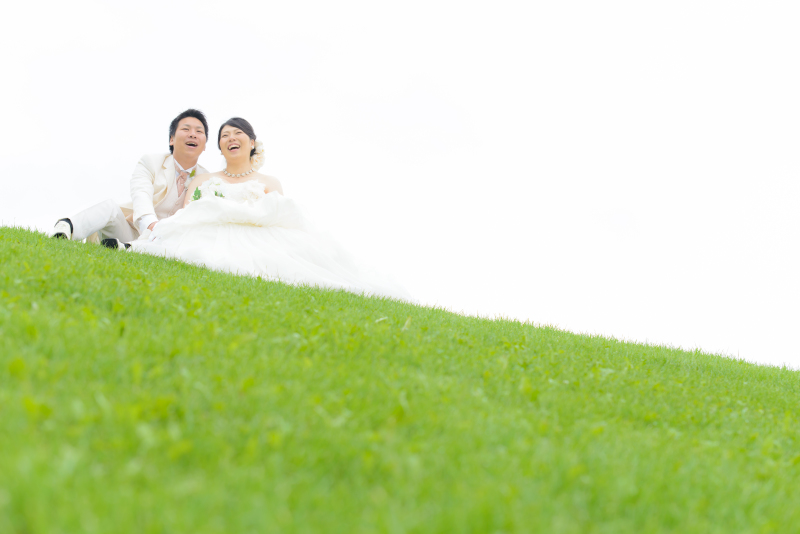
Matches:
[218,117,257,157]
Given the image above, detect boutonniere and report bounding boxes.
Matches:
[189,169,196,177]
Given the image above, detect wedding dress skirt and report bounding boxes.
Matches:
[130,178,409,300]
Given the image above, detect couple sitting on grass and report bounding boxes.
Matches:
[52,109,408,300]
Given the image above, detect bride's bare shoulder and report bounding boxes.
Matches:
[255,173,284,194]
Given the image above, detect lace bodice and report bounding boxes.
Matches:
[194,177,268,203]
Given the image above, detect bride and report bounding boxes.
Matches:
[130,117,409,300]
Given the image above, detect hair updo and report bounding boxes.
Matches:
[218,117,257,157]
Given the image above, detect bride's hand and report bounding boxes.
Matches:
[148,221,158,231]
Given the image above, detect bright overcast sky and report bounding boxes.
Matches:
[2,1,799,367]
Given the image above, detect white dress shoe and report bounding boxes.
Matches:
[52,220,73,239]
[101,238,131,250]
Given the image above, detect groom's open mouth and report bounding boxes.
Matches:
[186,142,198,148]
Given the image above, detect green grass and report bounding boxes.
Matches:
[2,226,800,533]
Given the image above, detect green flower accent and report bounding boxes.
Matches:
[191,180,224,202]
[189,169,196,177]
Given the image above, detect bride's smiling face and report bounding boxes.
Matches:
[219,125,254,160]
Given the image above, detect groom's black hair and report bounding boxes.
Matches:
[169,109,209,153]
[218,117,258,157]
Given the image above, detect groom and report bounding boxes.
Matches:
[51,109,210,247]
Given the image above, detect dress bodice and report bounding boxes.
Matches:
[195,177,268,203]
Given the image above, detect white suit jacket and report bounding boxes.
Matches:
[119,152,209,229]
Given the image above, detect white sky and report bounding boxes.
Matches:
[2,1,799,367]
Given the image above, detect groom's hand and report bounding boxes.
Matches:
[148,221,158,231]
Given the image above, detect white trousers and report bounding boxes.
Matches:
[70,199,138,242]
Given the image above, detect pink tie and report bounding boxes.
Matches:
[175,165,189,196]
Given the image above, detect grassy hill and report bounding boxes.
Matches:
[1,226,799,533]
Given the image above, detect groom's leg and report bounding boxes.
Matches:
[70,199,137,242]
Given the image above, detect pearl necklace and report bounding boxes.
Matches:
[223,168,255,178]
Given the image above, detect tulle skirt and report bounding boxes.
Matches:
[130,193,410,300]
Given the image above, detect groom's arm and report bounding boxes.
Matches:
[140,215,158,232]
[130,155,160,233]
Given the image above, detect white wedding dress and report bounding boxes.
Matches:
[130,177,409,300]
